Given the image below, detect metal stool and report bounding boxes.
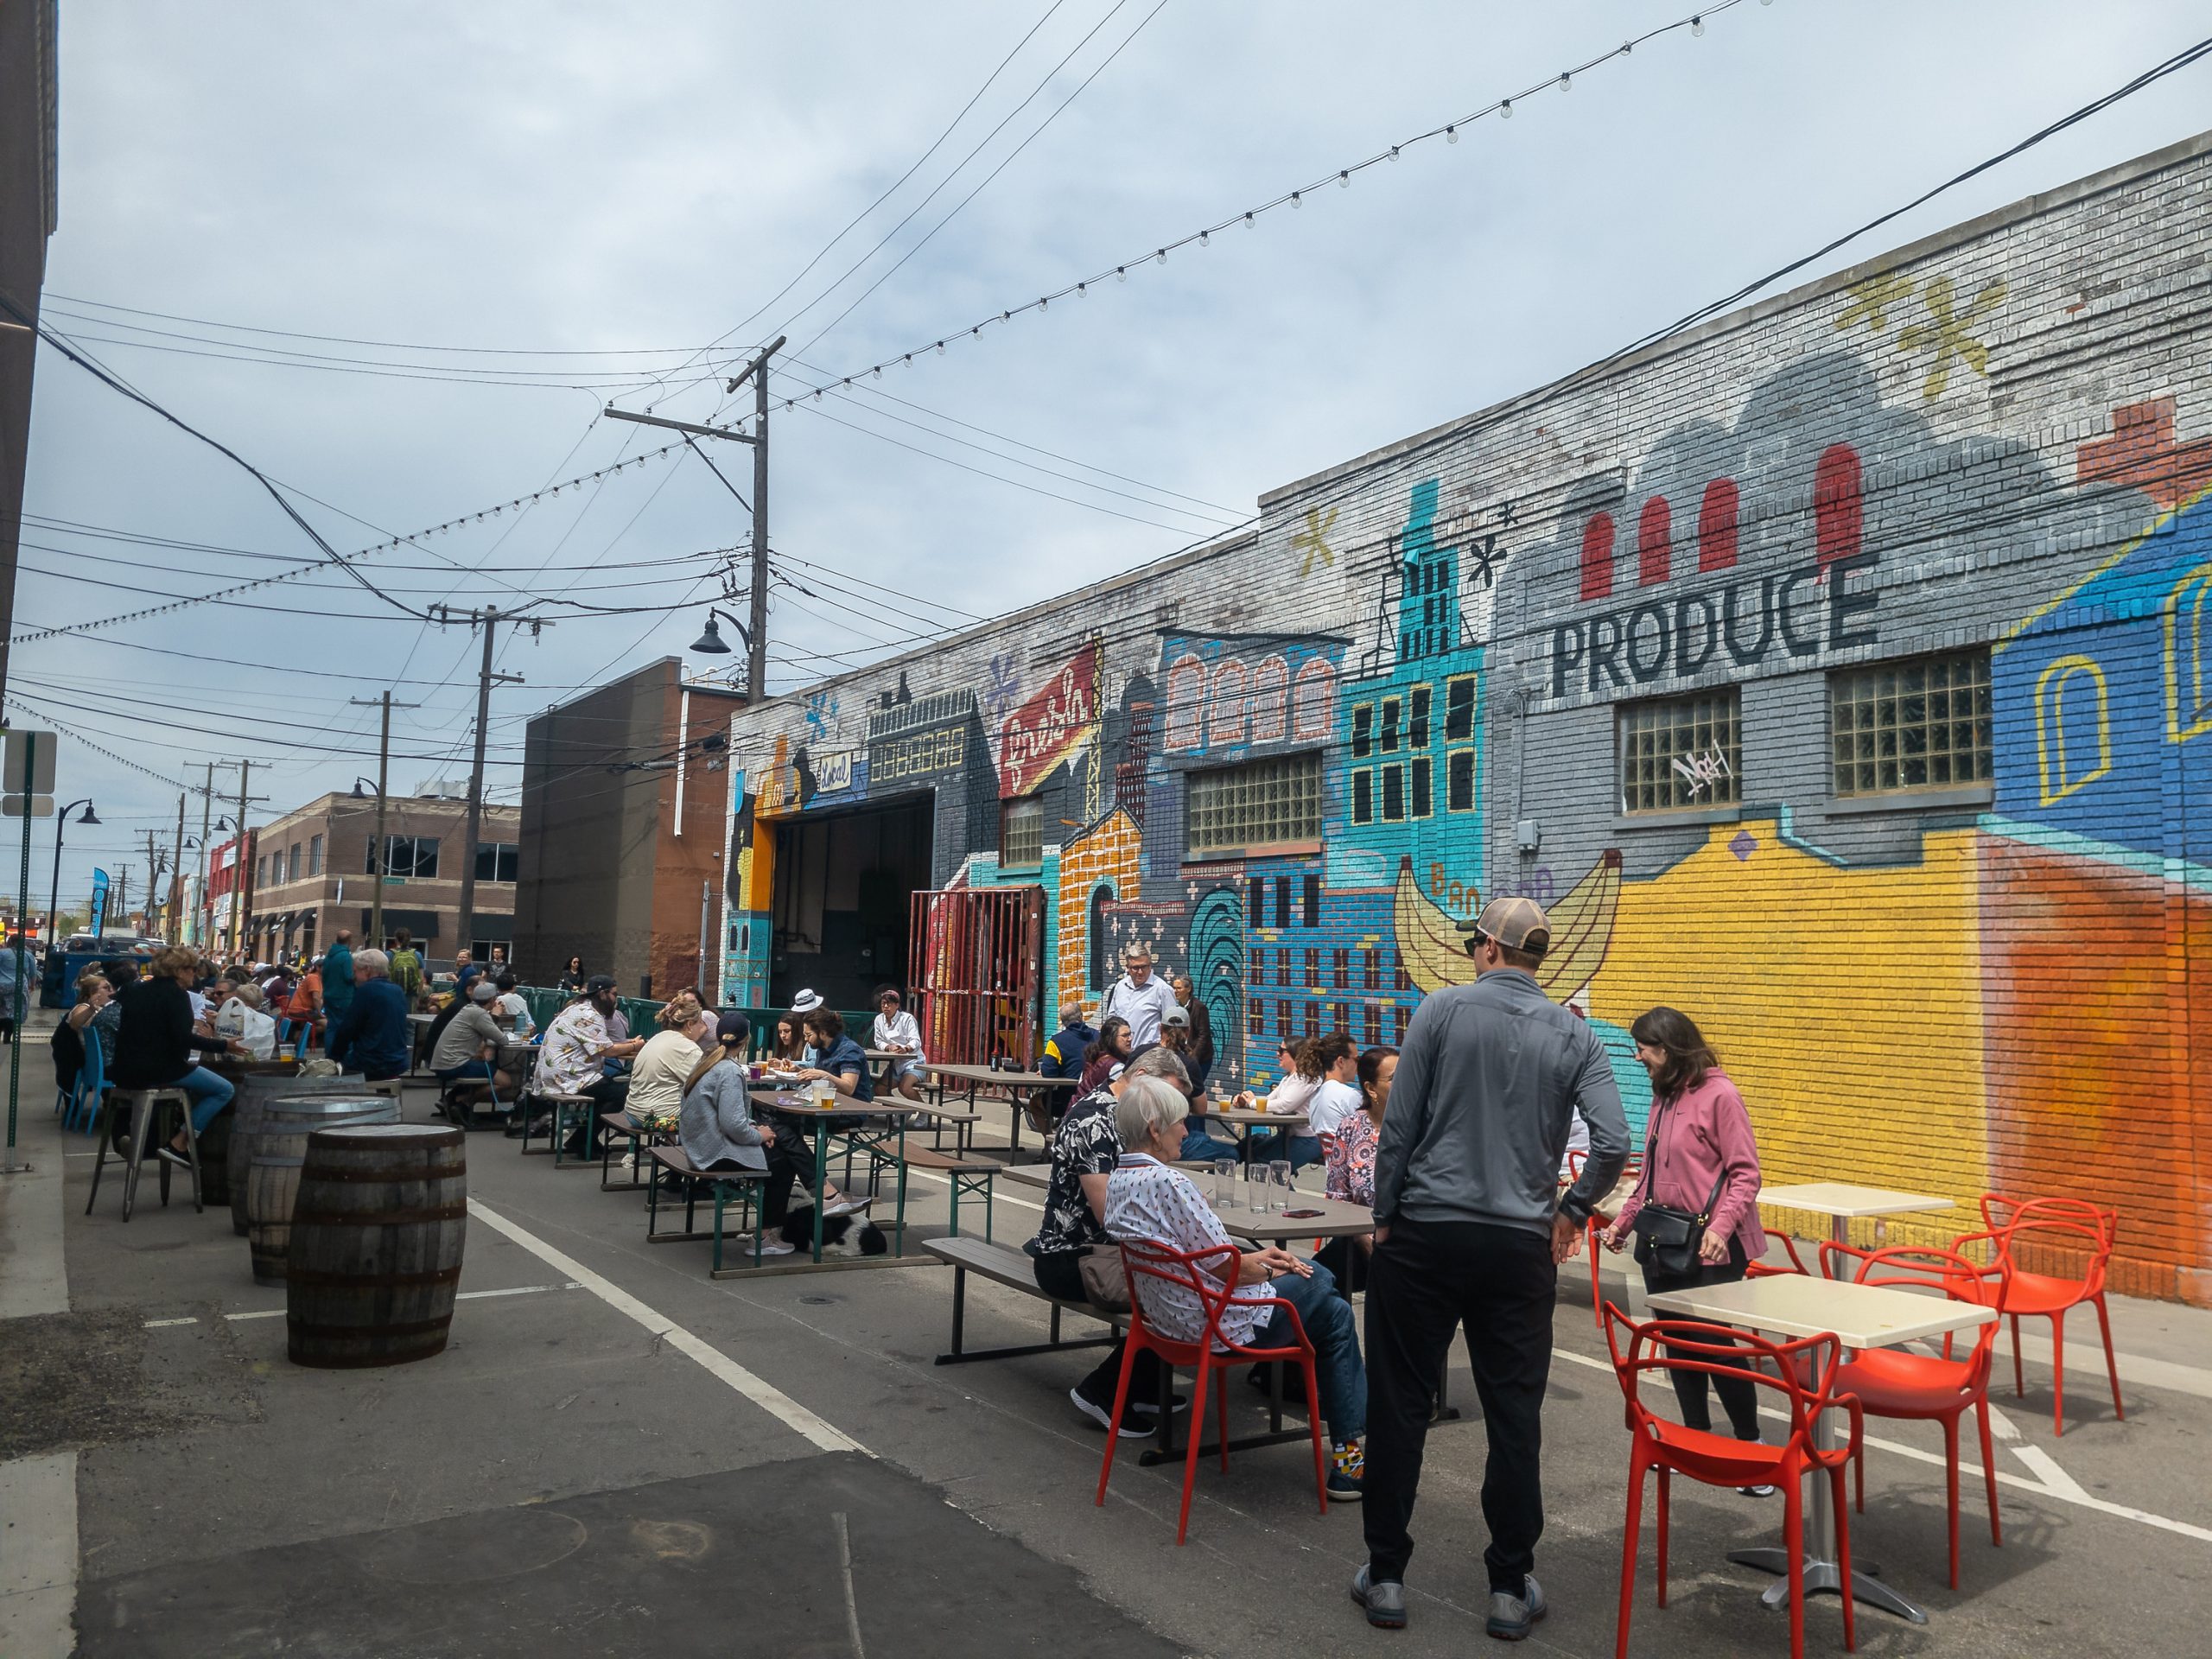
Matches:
[85,1086,202,1221]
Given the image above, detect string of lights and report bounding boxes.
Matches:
[760,0,1762,406]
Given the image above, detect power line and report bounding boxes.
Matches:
[42,290,721,356]
[769,1,1762,402]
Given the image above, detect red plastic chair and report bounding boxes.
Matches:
[1604,1306,1862,1659]
[1747,1236,1814,1279]
[1820,1243,2009,1587]
[1093,1236,1329,1543]
[1959,1197,2123,1435]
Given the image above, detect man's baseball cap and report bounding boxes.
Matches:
[1459,893,1552,956]
[1162,1004,1190,1027]
[469,978,498,1001]
[583,974,619,995]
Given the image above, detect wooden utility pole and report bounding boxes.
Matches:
[425,609,528,959]
[167,791,186,939]
[350,690,420,948]
[229,760,251,961]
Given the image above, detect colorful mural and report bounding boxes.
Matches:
[716,147,2212,1300]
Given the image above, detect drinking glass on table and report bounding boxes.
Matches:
[1211,1159,1236,1207]
[1268,1160,1292,1212]
[1246,1166,1270,1212]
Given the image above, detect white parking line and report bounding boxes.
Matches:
[142,1282,585,1328]
[467,1197,867,1457]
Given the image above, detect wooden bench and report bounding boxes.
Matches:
[644,1145,769,1272]
[924,1236,1122,1366]
[517,1091,596,1164]
[899,1146,1000,1241]
[597,1111,674,1191]
[909,1105,983,1154]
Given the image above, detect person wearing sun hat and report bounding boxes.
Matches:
[1351,893,1630,1642]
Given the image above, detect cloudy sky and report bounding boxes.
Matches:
[13,0,2210,922]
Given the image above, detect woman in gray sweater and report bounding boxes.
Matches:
[678,1012,801,1256]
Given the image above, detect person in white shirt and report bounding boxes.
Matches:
[1101,944,1178,1047]
[492,972,536,1039]
[1103,1075,1368,1502]
[869,985,926,1101]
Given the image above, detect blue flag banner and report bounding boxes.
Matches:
[88,868,110,938]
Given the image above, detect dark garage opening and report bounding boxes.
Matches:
[770,794,934,1011]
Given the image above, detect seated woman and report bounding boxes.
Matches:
[779,1007,872,1217]
[54,971,111,1097]
[1249,1032,1357,1173]
[1076,1015,1131,1095]
[677,1012,798,1258]
[1104,1075,1366,1502]
[767,1014,807,1068]
[628,991,710,1129]
[1315,1046,1397,1300]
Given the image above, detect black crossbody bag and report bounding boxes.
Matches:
[1627,1098,1729,1276]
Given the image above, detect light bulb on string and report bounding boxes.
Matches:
[1446,125,1458,143]
[1198,230,1208,245]
[1560,72,1570,90]
[1038,296,1046,311]
[1691,15,1704,35]
[1077,282,1087,296]
[1291,191,1301,208]
[937,340,946,353]
[1500,99,1512,118]
[1243,212,1255,228]
[872,365,880,378]
[1389,145,1400,159]
[1155,249,1166,264]
[1116,266,1127,282]
[1338,169,1351,187]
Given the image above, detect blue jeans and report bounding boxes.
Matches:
[1255,1261,1366,1443]
[1241,1129,1323,1173]
[169,1065,235,1134]
[1179,1122,1243,1165]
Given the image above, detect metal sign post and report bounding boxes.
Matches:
[3,730,54,1169]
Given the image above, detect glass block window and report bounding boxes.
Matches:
[1829,650,1993,796]
[1186,752,1323,857]
[999,795,1044,869]
[1618,690,1741,814]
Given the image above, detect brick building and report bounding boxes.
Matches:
[717,132,2212,1303]
[207,791,519,964]
[514,658,746,997]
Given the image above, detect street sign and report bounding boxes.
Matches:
[0,796,54,818]
[3,729,56,796]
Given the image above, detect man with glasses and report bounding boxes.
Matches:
[1101,944,1177,1047]
[1351,895,1629,1642]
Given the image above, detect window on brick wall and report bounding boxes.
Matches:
[287,842,301,881]
[1186,752,1322,858]
[1395,1005,1410,1043]
[1409,685,1432,747]
[1332,948,1348,989]
[1247,880,1264,928]
[1302,874,1319,926]
[1304,947,1319,988]
[1276,998,1291,1039]
[1393,950,1410,992]
[1412,756,1433,817]
[1249,946,1264,988]
[1249,1001,1264,1039]
[1828,649,1993,796]
[1447,747,1477,812]
[1303,1001,1319,1039]
[1000,795,1044,869]
[1446,675,1477,742]
[1380,698,1402,753]
[1352,768,1373,824]
[307,834,323,875]
[1363,947,1379,991]
[1382,764,1406,821]
[1351,704,1374,759]
[1619,690,1740,814]
[1363,1001,1382,1047]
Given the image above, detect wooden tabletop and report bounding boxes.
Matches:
[999,1162,1052,1191]
[928,1062,1076,1089]
[1758,1182,1955,1220]
[1219,1193,1374,1242]
[746,1089,928,1118]
[1646,1274,1995,1348]
[1200,1108,1308,1129]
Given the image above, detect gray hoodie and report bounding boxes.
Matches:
[679,1057,769,1171]
[1373,968,1630,1237]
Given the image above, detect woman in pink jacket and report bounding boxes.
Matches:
[1603,1006,1770,1479]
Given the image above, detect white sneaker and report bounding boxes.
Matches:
[822,1192,873,1217]
[755,1236,797,1257]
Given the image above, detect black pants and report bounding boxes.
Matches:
[1363,1217,1556,1595]
[699,1149,801,1230]
[1032,1249,1162,1412]
[1314,1234,1371,1302]
[1640,1237,1761,1440]
[562,1075,629,1154]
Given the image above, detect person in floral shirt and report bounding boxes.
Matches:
[1319,1046,1398,1300]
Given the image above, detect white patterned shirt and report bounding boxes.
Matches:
[1103,1154,1269,1349]
[534,1001,609,1096]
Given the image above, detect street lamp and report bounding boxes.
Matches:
[688,607,751,655]
[48,799,97,950]
[353,778,391,949]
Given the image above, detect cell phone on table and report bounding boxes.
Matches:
[1281,1208,1324,1219]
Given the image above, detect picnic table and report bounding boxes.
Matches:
[925,1062,1079,1163]
[1191,1106,1309,1165]
[749,1089,928,1263]
[1646,1272,1994,1625]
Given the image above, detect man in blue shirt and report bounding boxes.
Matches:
[327,948,411,1083]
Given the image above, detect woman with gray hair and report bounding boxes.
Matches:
[327,946,411,1083]
[1104,1074,1369,1503]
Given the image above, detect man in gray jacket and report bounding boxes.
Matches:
[1351,895,1630,1642]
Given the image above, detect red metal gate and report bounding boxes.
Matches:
[908,886,1046,1069]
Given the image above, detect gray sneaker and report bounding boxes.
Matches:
[1484,1574,1546,1641]
[1349,1564,1406,1630]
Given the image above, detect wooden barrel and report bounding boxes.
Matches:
[228,1075,396,1236]
[287,1123,467,1370]
[243,1095,400,1285]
